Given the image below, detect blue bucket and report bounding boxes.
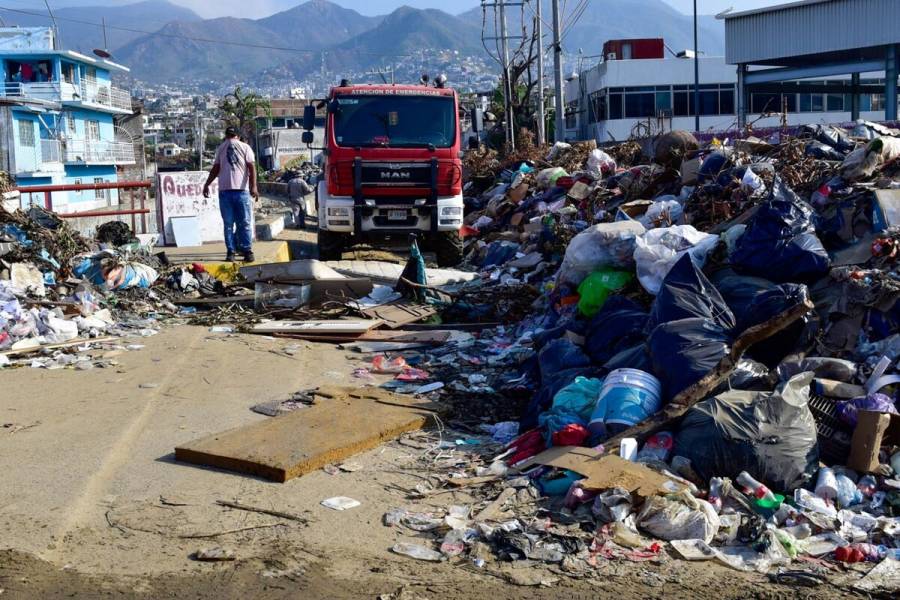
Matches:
[588,369,662,436]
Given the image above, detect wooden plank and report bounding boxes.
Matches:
[272,330,452,344]
[174,386,436,482]
[251,319,382,335]
[173,295,255,306]
[361,302,437,329]
[0,336,119,358]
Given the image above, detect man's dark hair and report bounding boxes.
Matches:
[225,126,238,138]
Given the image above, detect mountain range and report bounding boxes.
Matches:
[0,0,727,84]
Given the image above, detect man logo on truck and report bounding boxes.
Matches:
[380,170,411,180]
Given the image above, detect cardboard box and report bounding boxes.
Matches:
[847,410,900,473]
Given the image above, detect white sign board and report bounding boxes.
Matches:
[156,172,255,246]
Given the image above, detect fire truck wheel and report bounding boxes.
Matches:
[317,230,345,261]
[433,231,463,267]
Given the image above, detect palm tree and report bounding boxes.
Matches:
[219,86,271,144]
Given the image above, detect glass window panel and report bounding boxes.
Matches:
[719,90,734,114]
[609,92,623,119]
[655,91,671,112]
[624,92,655,118]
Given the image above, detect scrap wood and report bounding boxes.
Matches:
[250,319,383,335]
[215,499,309,523]
[361,301,438,329]
[0,336,118,358]
[173,294,255,305]
[601,295,816,452]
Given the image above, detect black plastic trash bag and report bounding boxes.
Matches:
[604,344,654,373]
[586,296,649,365]
[715,359,772,392]
[673,372,819,492]
[730,178,831,283]
[805,141,844,161]
[539,338,591,381]
[712,271,815,366]
[649,318,732,401]
[647,254,736,332]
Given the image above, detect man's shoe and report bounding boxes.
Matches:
[225,252,235,262]
[243,251,255,263]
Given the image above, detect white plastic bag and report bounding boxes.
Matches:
[586,149,616,177]
[636,490,720,543]
[633,225,718,295]
[546,141,572,161]
[640,198,684,228]
[558,220,646,285]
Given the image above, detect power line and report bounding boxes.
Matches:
[0,5,415,59]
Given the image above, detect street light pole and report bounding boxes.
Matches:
[693,0,700,133]
[499,0,516,150]
[536,0,546,145]
[551,0,565,142]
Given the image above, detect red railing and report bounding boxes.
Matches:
[13,181,152,234]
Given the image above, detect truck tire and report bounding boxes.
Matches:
[433,231,463,267]
[317,230,345,261]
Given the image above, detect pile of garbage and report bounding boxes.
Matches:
[366,124,900,591]
[262,160,321,184]
[0,204,184,369]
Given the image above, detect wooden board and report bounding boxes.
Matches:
[0,336,118,358]
[272,330,452,344]
[239,260,345,284]
[361,302,437,329]
[174,386,436,482]
[251,319,382,335]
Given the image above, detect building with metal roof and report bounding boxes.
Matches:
[723,0,900,126]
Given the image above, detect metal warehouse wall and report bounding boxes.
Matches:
[725,0,900,65]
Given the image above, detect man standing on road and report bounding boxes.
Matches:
[203,127,258,262]
[287,173,313,229]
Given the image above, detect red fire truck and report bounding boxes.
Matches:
[302,78,468,266]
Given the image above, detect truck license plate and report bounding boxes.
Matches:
[388,210,407,221]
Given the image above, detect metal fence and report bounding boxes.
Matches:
[14,181,152,234]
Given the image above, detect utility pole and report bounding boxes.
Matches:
[498,0,515,150]
[535,0,546,145]
[693,0,700,133]
[551,0,565,142]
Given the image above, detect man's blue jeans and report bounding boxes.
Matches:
[219,190,252,254]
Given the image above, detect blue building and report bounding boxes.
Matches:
[0,27,135,211]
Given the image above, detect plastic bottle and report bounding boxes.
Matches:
[736,471,777,503]
[636,432,674,463]
[858,475,877,498]
[782,523,812,540]
[835,473,863,508]
[815,467,838,502]
[708,477,724,513]
[891,450,900,476]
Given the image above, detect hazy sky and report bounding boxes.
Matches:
[38,0,789,19]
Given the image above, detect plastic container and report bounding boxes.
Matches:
[636,432,674,462]
[708,477,724,513]
[892,450,900,476]
[858,475,877,497]
[835,473,863,508]
[815,467,838,502]
[619,438,638,461]
[588,369,662,437]
[736,471,777,503]
[783,523,812,540]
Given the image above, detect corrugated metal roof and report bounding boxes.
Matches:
[725,0,900,64]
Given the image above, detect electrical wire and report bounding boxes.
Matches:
[0,5,415,59]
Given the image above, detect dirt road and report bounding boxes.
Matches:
[0,326,869,599]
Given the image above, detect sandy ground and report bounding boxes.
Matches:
[0,325,875,599]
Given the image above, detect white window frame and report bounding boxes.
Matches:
[18,120,35,147]
[94,177,107,201]
[86,120,101,141]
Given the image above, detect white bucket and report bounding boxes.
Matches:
[589,368,663,434]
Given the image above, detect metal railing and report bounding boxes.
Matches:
[1,80,133,112]
[64,139,135,164]
[14,181,152,234]
[80,78,132,112]
[40,139,62,163]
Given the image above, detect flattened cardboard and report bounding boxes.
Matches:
[516,446,683,499]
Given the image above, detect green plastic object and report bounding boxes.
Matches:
[750,493,785,518]
[577,270,633,317]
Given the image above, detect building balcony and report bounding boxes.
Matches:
[41,139,63,163]
[63,139,135,165]
[1,80,133,114]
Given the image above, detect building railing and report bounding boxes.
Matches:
[64,139,136,165]
[80,78,132,112]
[40,139,62,163]
[1,80,133,112]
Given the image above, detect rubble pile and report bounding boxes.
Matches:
[0,203,195,369]
[344,122,900,591]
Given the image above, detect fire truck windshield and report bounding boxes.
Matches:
[333,94,456,148]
